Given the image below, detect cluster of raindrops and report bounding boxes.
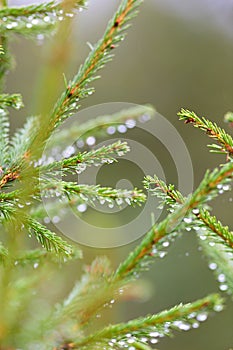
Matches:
[0,6,82,35]
[150,232,179,260]
[208,261,232,294]
[105,305,223,349]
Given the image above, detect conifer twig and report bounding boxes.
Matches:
[73,294,223,349]
[114,161,233,280]
[49,105,155,148]
[178,109,233,156]
[0,0,86,36]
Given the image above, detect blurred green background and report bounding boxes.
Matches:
[5,0,233,348]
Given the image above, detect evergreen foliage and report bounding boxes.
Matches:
[0,1,232,349]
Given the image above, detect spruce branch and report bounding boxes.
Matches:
[0,93,23,110]
[0,0,86,36]
[41,140,131,176]
[40,180,146,208]
[46,0,142,133]
[144,175,233,250]
[49,105,155,149]
[25,216,75,258]
[114,161,233,280]
[178,108,233,156]
[200,239,233,296]
[73,294,223,349]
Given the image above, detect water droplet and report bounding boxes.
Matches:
[76,139,84,148]
[192,321,199,328]
[199,235,207,240]
[139,114,151,123]
[116,198,123,206]
[184,217,192,224]
[149,332,160,337]
[222,184,230,191]
[196,313,208,322]
[86,136,96,146]
[219,284,228,291]
[107,126,116,135]
[44,217,50,224]
[52,216,60,224]
[217,273,226,283]
[62,145,75,158]
[125,119,136,128]
[125,198,131,205]
[209,241,215,247]
[192,208,199,214]
[159,251,167,258]
[18,203,24,208]
[33,262,39,269]
[108,202,114,209]
[32,18,39,25]
[209,262,217,270]
[140,337,148,342]
[76,163,87,173]
[117,124,127,133]
[214,304,223,312]
[162,241,169,247]
[77,203,87,213]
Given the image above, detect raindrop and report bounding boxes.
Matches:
[116,198,123,206]
[108,202,114,209]
[33,262,39,269]
[52,216,60,224]
[186,227,192,231]
[196,313,208,322]
[125,198,131,205]
[214,304,223,312]
[222,184,230,191]
[140,337,148,342]
[162,241,169,247]
[62,145,75,158]
[199,235,207,240]
[107,126,116,135]
[77,203,87,213]
[58,16,64,21]
[192,322,199,328]
[128,347,135,350]
[219,284,228,291]
[43,216,50,225]
[125,119,136,128]
[159,251,167,258]
[76,139,84,148]
[86,136,96,146]
[32,18,39,25]
[18,203,24,208]
[6,23,13,29]
[192,208,200,214]
[208,262,217,270]
[117,124,127,133]
[184,217,192,224]
[209,241,215,247]
[149,332,160,337]
[44,16,50,22]
[217,274,226,283]
[99,199,105,205]
[139,114,151,123]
